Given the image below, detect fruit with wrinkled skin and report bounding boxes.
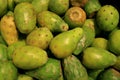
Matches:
[63,55,88,80]
[96,5,119,31]
[49,27,83,58]
[84,0,101,18]
[14,2,36,34]
[82,47,117,69]
[0,0,7,17]
[32,0,49,14]
[73,19,95,55]
[37,11,69,33]
[26,27,53,50]
[108,29,120,55]
[49,0,69,15]
[0,11,18,45]
[17,74,33,80]
[0,61,18,80]
[98,68,120,80]
[12,45,48,70]
[26,58,61,80]
[64,7,86,28]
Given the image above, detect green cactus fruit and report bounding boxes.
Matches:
[49,0,69,15]
[12,45,48,70]
[108,29,120,55]
[96,5,119,31]
[63,55,88,80]
[0,35,7,45]
[113,56,120,71]
[82,47,117,69]
[37,11,69,33]
[0,44,8,61]
[87,69,104,80]
[49,27,83,58]
[17,74,33,80]
[7,40,26,60]
[26,27,53,50]
[73,19,95,55]
[14,2,36,34]
[26,58,61,80]
[84,0,101,18]
[64,7,86,28]
[0,11,18,45]
[7,0,15,11]
[70,0,88,7]
[97,68,120,80]
[0,0,7,17]
[14,0,33,4]
[91,37,108,50]
[32,0,49,15]
[0,61,18,80]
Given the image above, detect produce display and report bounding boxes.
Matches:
[0,0,120,80]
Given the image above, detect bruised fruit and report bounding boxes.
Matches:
[12,45,48,70]
[49,27,83,58]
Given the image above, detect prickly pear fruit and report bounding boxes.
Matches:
[0,44,8,61]
[108,29,120,55]
[113,56,120,71]
[0,11,18,45]
[49,27,83,58]
[63,55,88,80]
[73,19,95,55]
[98,68,120,80]
[26,27,53,50]
[37,11,69,33]
[7,0,15,11]
[17,74,33,80]
[64,7,86,28]
[12,45,48,70]
[49,0,69,15]
[26,58,61,80]
[96,5,119,31]
[14,2,36,34]
[84,0,101,18]
[7,40,26,60]
[0,61,18,80]
[32,0,49,14]
[70,0,88,7]
[14,0,33,4]
[82,47,117,69]
[0,0,7,17]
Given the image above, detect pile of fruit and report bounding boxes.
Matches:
[0,0,120,80]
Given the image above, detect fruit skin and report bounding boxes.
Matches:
[0,35,7,45]
[70,0,88,7]
[0,61,18,80]
[63,55,88,80]
[82,47,117,69]
[37,11,69,33]
[113,56,120,71]
[49,27,83,58]
[26,58,61,80]
[14,2,36,34]
[96,5,119,31]
[7,0,15,11]
[84,0,101,18]
[7,40,26,60]
[64,7,86,29]
[14,0,33,4]
[32,0,49,14]
[0,11,18,45]
[97,68,120,80]
[12,45,48,70]
[73,19,95,55]
[108,30,120,55]
[26,27,53,50]
[17,74,33,80]
[0,44,8,61]
[49,0,69,15]
[0,0,7,17]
